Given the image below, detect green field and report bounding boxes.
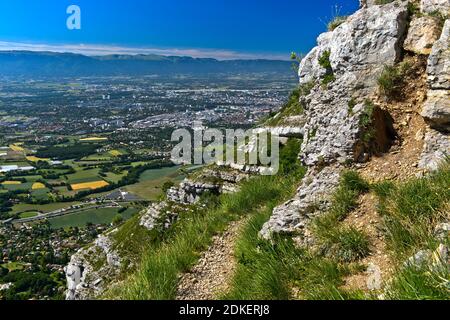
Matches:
[49,207,139,229]
[11,201,82,215]
[124,166,184,201]
[1,262,25,272]
[2,182,32,191]
[66,168,102,184]
[19,212,38,219]
[24,175,44,182]
[104,171,128,183]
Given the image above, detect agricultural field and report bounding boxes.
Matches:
[19,211,38,219]
[10,201,83,215]
[79,137,108,142]
[124,166,184,200]
[9,144,25,152]
[1,135,176,225]
[32,182,46,190]
[71,180,109,191]
[49,207,139,229]
[25,156,50,162]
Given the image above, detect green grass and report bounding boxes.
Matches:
[11,201,82,215]
[384,263,449,300]
[293,254,359,300]
[228,162,449,300]
[19,211,38,219]
[49,207,138,229]
[66,168,102,184]
[111,213,161,269]
[224,206,304,300]
[107,174,294,300]
[124,166,184,201]
[377,61,412,99]
[105,140,305,300]
[312,171,371,262]
[265,89,304,127]
[328,227,370,262]
[223,170,369,300]
[327,16,348,31]
[378,161,449,261]
[2,182,32,191]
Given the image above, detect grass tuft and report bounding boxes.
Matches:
[327,16,348,31]
[378,161,449,261]
[377,61,412,100]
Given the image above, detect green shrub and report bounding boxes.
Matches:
[318,50,332,69]
[375,0,394,4]
[279,139,306,178]
[265,89,304,126]
[299,80,315,96]
[321,73,336,86]
[347,98,357,115]
[318,50,336,86]
[407,1,420,17]
[377,61,412,99]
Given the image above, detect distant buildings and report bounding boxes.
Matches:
[0,165,35,173]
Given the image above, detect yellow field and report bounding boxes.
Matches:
[2,181,22,185]
[80,137,108,142]
[9,144,24,152]
[32,182,46,190]
[109,150,123,156]
[71,180,109,191]
[26,156,50,162]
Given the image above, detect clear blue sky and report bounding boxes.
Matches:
[0,0,359,59]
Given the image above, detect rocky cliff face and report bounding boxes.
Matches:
[260,0,450,240]
[65,0,449,299]
[65,230,122,300]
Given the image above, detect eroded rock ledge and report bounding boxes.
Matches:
[261,1,410,239]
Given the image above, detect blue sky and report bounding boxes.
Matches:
[0,0,359,60]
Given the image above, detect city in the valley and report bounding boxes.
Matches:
[0,72,294,299]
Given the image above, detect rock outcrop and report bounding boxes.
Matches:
[167,180,221,204]
[167,167,250,204]
[419,18,450,170]
[404,16,442,55]
[140,201,174,231]
[261,1,409,239]
[260,165,342,240]
[65,231,121,300]
[421,0,450,15]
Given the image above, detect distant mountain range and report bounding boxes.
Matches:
[0,51,293,77]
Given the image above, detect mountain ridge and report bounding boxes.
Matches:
[0,50,293,77]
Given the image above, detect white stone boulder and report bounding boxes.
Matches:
[421,0,450,15]
[404,16,443,55]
